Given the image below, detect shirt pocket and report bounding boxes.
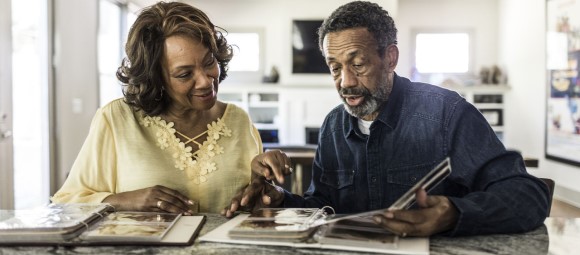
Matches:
[320,169,355,189]
[387,163,433,188]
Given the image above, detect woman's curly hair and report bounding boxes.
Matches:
[317,1,397,57]
[117,1,233,115]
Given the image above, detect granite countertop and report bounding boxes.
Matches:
[2,215,576,255]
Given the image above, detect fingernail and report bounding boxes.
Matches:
[263,195,271,205]
[188,200,194,205]
[373,216,382,223]
[386,212,394,219]
[230,204,236,211]
[284,164,290,168]
[241,196,248,206]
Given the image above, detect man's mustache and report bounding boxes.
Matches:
[340,87,371,97]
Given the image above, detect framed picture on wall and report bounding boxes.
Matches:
[545,0,580,167]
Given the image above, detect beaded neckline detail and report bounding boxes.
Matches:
[140,115,232,184]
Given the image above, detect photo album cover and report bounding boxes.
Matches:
[0,203,205,246]
[80,212,181,242]
[0,203,114,242]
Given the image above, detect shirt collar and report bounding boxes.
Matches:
[344,73,403,137]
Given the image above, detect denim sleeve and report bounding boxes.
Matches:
[282,153,333,209]
[445,101,550,236]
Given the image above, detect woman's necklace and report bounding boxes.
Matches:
[174,129,208,147]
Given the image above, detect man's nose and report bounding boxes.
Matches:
[340,68,358,89]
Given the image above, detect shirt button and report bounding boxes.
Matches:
[371,176,377,182]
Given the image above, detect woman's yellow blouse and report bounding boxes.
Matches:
[52,99,262,213]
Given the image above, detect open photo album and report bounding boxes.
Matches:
[0,203,204,246]
[80,211,181,242]
[200,157,451,254]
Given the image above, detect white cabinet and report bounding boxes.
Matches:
[218,85,281,142]
[278,87,339,144]
[444,85,510,141]
[220,84,509,144]
[218,84,339,145]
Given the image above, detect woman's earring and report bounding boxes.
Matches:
[155,87,164,101]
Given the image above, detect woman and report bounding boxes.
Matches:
[52,2,290,214]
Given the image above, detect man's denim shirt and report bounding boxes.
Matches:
[283,74,550,236]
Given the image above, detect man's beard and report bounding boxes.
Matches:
[339,79,391,119]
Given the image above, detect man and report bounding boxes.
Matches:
[224,1,549,237]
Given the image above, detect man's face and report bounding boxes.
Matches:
[323,28,397,120]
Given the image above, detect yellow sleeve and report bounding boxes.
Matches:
[51,107,118,203]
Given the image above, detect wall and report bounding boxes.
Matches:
[186,0,397,86]
[0,0,14,209]
[396,0,499,78]
[498,0,580,207]
[53,0,99,189]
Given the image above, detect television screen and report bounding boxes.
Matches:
[292,20,328,74]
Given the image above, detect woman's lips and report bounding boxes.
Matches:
[191,91,215,101]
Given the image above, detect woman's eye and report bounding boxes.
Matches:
[176,72,191,79]
[205,57,216,67]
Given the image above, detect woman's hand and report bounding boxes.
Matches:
[103,185,195,215]
[221,173,284,218]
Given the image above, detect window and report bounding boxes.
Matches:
[415,33,470,73]
[98,0,137,107]
[227,33,260,72]
[412,30,472,78]
[223,29,264,83]
[11,0,50,209]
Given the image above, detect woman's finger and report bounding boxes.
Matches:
[151,185,193,214]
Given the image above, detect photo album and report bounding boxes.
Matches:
[200,157,451,254]
[0,203,204,246]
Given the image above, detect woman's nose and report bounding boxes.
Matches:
[195,70,215,89]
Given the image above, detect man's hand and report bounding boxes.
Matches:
[221,173,284,218]
[102,185,195,215]
[220,150,292,218]
[252,149,293,184]
[372,188,458,237]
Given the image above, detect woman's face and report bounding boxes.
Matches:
[161,35,220,112]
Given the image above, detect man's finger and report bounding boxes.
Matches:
[416,188,429,207]
[241,180,265,206]
[262,194,271,205]
[266,153,285,184]
[261,181,284,207]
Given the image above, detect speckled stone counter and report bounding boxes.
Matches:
[1,215,577,255]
